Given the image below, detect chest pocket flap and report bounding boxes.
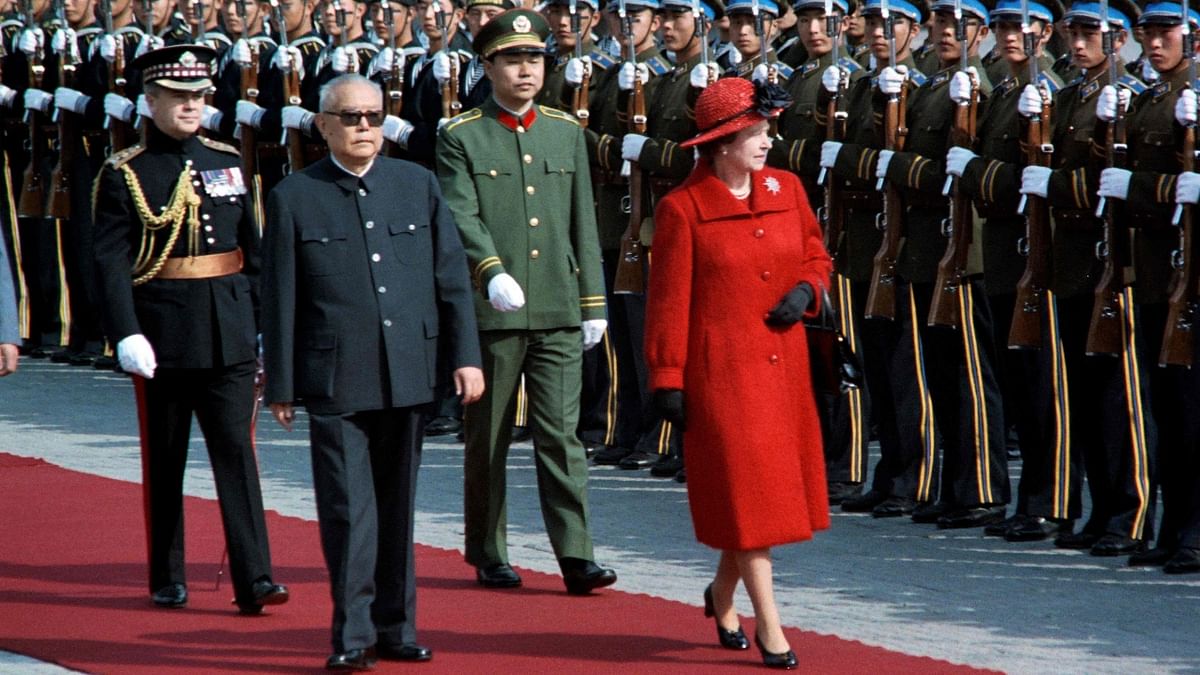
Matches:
[544,157,575,175]
[470,157,512,178]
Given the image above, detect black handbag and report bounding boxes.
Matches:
[804,285,864,396]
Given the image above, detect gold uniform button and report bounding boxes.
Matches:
[761,271,771,281]
[531,249,540,259]
[526,185,535,195]
[523,154,533,164]
[489,169,498,177]
[529,217,540,227]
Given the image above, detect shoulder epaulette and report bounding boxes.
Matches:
[198,136,239,155]
[929,69,951,89]
[1036,71,1062,93]
[105,144,145,169]
[402,45,426,58]
[1116,73,1147,96]
[774,62,794,80]
[453,48,471,61]
[589,49,616,70]
[442,107,483,134]
[908,68,927,86]
[0,19,21,29]
[292,34,324,51]
[1065,74,1084,89]
[249,34,277,47]
[645,54,671,76]
[76,26,103,36]
[116,25,144,36]
[539,105,580,126]
[351,40,380,55]
[798,59,821,77]
[205,31,232,46]
[837,56,862,73]
[1150,78,1172,100]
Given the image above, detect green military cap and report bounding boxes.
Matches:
[471,8,551,56]
[467,0,516,8]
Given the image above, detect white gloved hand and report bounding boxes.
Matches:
[1176,89,1198,127]
[136,94,151,118]
[875,148,894,179]
[1095,84,1130,122]
[93,34,117,62]
[382,114,413,145]
[282,105,315,131]
[104,93,135,122]
[432,51,452,84]
[367,46,394,77]
[690,62,718,89]
[273,45,303,75]
[117,334,157,379]
[23,89,53,113]
[51,27,78,58]
[949,68,977,105]
[821,65,844,93]
[200,104,223,131]
[1177,171,1200,205]
[877,65,907,95]
[582,319,607,350]
[54,87,89,115]
[231,38,252,67]
[1098,167,1132,200]
[618,62,649,91]
[236,100,265,129]
[565,56,591,86]
[135,35,164,58]
[0,84,14,108]
[820,140,842,169]
[332,45,359,73]
[487,273,525,312]
[1021,165,1052,198]
[1017,83,1044,117]
[751,63,770,84]
[621,133,648,162]
[17,27,44,56]
[945,146,977,177]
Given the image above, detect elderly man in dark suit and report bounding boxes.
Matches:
[261,73,484,671]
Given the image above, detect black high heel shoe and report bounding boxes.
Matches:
[754,632,797,669]
[703,583,749,650]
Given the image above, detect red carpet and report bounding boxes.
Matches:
[0,452,993,673]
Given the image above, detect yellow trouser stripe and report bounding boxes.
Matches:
[1047,292,1071,519]
[53,218,71,345]
[837,274,865,481]
[3,150,31,339]
[1118,288,1152,539]
[657,420,671,454]
[514,375,528,427]
[603,330,617,446]
[959,283,994,504]
[909,285,938,502]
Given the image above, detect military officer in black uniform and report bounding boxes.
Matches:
[91,44,288,613]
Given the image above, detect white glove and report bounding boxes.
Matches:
[17,27,44,56]
[1177,171,1200,205]
[332,45,359,73]
[231,38,252,67]
[1020,165,1052,198]
[23,89,53,113]
[821,65,844,94]
[945,146,977,177]
[136,94,151,118]
[1176,89,1198,127]
[382,114,413,146]
[820,140,842,169]
[618,62,649,91]
[1095,85,1130,122]
[877,65,907,95]
[622,133,648,162]
[1098,167,1132,200]
[690,62,718,89]
[51,27,78,58]
[565,56,591,86]
[432,51,452,84]
[273,45,303,77]
[117,334,157,379]
[104,93,135,122]
[236,100,265,129]
[200,104,223,131]
[54,87,89,115]
[1017,83,1044,118]
[94,34,117,62]
[751,63,770,84]
[135,35,164,58]
[487,273,525,312]
[282,105,315,131]
[582,319,607,350]
[949,68,977,105]
[367,46,394,77]
[0,84,16,108]
[875,149,894,179]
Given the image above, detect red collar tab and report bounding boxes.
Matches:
[496,107,538,132]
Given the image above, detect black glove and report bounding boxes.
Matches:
[652,389,686,431]
[765,282,814,327]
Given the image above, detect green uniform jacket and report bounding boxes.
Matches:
[436,99,608,330]
[537,43,615,113]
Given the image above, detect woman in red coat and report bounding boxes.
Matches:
[644,77,833,670]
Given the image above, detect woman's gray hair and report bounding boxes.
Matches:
[318,74,383,113]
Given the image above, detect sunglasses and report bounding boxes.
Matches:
[323,109,386,127]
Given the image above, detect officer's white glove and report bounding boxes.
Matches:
[117,334,157,379]
[690,62,718,89]
[23,89,53,113]
[135,34,164,58]
[565,55,591,86]
[821,65,844,93]
[200,104,223,131]
[54,87,89,115]
[582,319,607,350]
[51,27,78,59]
[17,27,44,56]
[1020,165,1052,198]
[1098,167,1132,200]
[236,100,265,129]
[751,63,770,84]
[1176,171,1200,205]
[367,46,394,77]
[877,65,907,95]
[487,273,525,312]
[136,94,151,118]
[820,140,842,169]
[382,114,413,146]
[1095,84,1130,122]
[282,105,315,131]
[93,34,117,62]
[1176,89,1198,127]
[875,148,894,179]
[622,133,648,162]
[618,61,649,91]
[104,92,135,122]
[1017,83,1044,117]
[432,51,452,84]
[230,38,252,67]
[949,68,977,105]
[0,84,16,108]
[945,146,977,177]
[332,45,359,73]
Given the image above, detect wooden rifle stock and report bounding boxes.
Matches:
[613,71,647,295]
[19,9,47,218]
[1007,94,1054,349]
[1085,96,1131,355]
[1159,123,1196,367]
[47,27,78,219]
[239,40,260,183]
[820,88,847,255]
[108,30,134,151]
[928,86,978,327]
[863,80,907,320]
[569,6,590,127]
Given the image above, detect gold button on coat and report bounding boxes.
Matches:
[531,249,540,259]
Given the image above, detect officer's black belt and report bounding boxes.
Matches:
[840,190,882,209]
[1052,209,1104,231]
[650,178,682,198]
[157,248,244,280]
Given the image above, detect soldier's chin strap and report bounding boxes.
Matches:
[125,165,202,285]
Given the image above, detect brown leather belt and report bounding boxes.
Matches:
[157,249,243,280]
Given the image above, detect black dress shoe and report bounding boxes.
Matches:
[674,467,686,483]
[151,583,188,608]
[1006,517,1070,542]
[1090,534,1146,557]
[29,346,62,359]
[1163,547,1200,575]
[871,496,917,518]
[983,514,1022,537]
[476,563,522,588]
[840,489,888,513]
[93,355,118,370]
[827,482,862,506]
[377,643,433,661]
[326,648,376,671]
[67,351,99,366]
[1055,529,1101,549]
[911,501,951,524]
[423,416,462,436]
[592,445,633,465]
[511,426,532,443]
[754,633,797,670]
[936,505,1007,529]
[650,454,684,477]
[583,441,603,459]
[1128,546,1176,567]
[560,557,617,595]
[619,450,660,469]
[237,578,290,614]
[50,349,75,363]
[703,583,749,650]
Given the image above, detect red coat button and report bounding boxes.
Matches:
[761,271,771,281]
[769,354,779,364]
[754,229,764,238]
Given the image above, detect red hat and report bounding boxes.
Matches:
[680,77,792,149]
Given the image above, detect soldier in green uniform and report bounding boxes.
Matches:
[538,0,610,112]
[724,0,795,83]
[436,8,619,594]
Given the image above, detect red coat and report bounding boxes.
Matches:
[645,161,833,551]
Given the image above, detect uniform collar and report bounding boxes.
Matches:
[145,124,203,154]
[491,99,538,132]
[319,155,382,194]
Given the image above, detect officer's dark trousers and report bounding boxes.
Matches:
[17,214,66,348]
[308,406,424,652]
[820,274,871,485]
[60,141,106,354]
[133,360,272,604]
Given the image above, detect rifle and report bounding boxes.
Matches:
[863,0,908,319]
[435,6,460,118]
[332,0,355,73]
[236,0,260,182]
[18,0,47,218]
[191,0,205,42]
[751,0,779,133]
[613,0,647,295]
[1159,0,1198,367]
[696,0,714,82]
[271,0,306,169]
[928,0,978,327]
[382,0,405,156]
[569,0,590,126]
[817,0,847,256]
[1007,0,1054,349]
[1086,0,1133,355]
[99,0,133,151]
[47,0,77,218]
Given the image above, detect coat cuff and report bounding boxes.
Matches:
[649,367,684,391]
[473,257,505,289]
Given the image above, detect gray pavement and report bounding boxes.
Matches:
[1,358,1198,674]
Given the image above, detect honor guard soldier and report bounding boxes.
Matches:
[725,0,796,83]
[436,8,619,594]
[91,44,289,613]
[538,0,612,111]
[273,0,332,166]
[178,0,235,56]
[313,0,381,85]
